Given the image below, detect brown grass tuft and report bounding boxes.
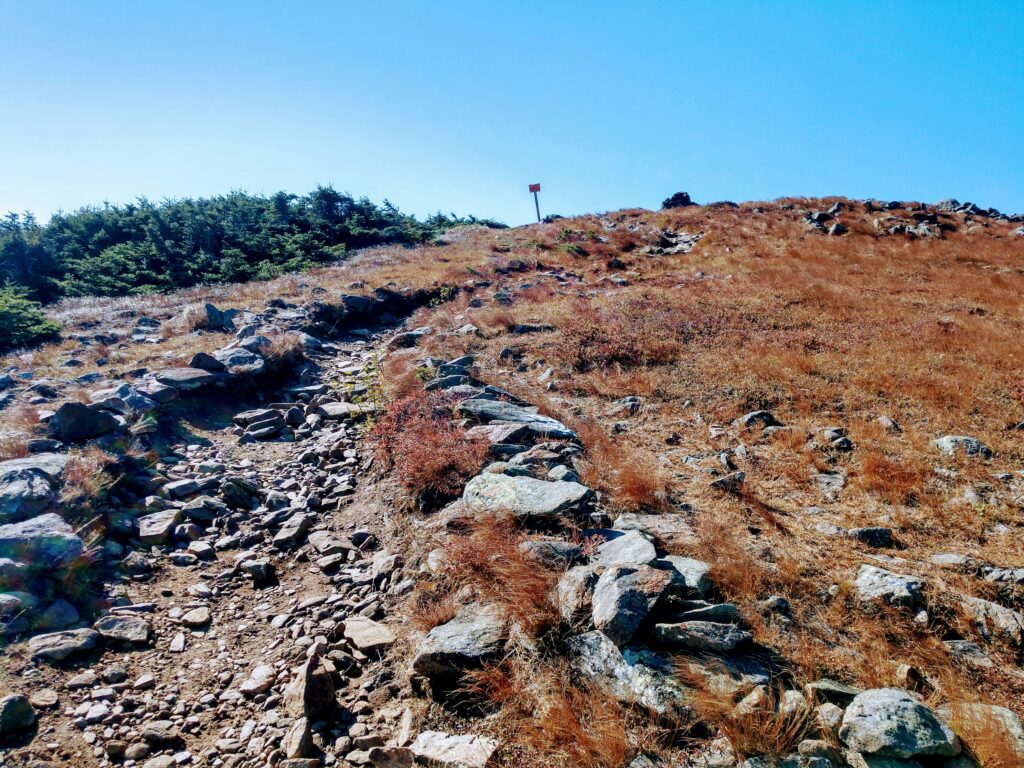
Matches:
[572,416,670,512]
[442,514,563,636]
[60,446,116,506]
[262,331,307,371]
[462,655,630,768]
[684,681,812,761]
[0,432,30,461]
[943,703,1023,768]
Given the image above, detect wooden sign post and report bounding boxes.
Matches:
[529,183,541,223]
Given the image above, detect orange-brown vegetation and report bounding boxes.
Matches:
[370,389,489,503]
[462,656,630,768]
[440,514,562,636]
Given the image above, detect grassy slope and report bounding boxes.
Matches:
[4,198,1023,761]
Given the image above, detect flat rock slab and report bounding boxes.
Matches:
[317,401,377,420]
[137,509,183,545]
[153,368,225,392]
[29,628,100,662]
[94,614,152,644]
[462,473,593,519]
[652,621,751,652]
[464,422,531,444]
[344,617,396,653]
[409,730,498,768]
[613,512,698,550]
[0,453,70,483]
[456,398,576,440]
[412,603,505,681]
[840,688,960,758]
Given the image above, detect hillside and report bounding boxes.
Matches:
[1,195,1023,768]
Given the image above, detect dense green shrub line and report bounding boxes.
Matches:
[1,185,502,305]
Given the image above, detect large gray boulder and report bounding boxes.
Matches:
[933,435,992,458]
[213,347,266,376]
[200,302,235,331]
[0,453,70,524]
[411,603,505,683]
[48,402,119,443]
[456,398,577,440]
[0,513,84,568]
[0,469,54,525]
[585,529,657,566]
[854,565,925,608]
[839,688,960,758]
[462,473,593,520]
[565,631,689,718]
[0,454,69,483]
[652,556,712,597]
[90,383,158,414]
[592,563,672,646]
[0,694,35,735]
[556,564,603,624]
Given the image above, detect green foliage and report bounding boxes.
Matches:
[0,285,60,351]
[0,186,502,304]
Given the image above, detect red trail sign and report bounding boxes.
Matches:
[529,183,541,221]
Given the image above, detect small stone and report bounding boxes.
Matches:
[181,606,210,628]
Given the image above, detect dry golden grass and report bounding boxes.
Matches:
[0,431,30,461]
[683,681,812,761]
[943,703,1024,768]
[440,514,563,637]
[60,446,116,506]
[407,585,460,633]
[462,655,631,768]
[571,416,670,513]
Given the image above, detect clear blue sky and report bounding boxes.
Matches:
[2,1,1022,225]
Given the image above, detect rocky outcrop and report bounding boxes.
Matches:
[839,688,960,758]
[461,473,593,520]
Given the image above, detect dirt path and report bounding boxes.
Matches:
[2,336,417,768]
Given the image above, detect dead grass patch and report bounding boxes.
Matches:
[442,514,562,636]
[683,681,811,761]
[462,655,630,768]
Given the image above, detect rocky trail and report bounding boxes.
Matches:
[0,308,440,767]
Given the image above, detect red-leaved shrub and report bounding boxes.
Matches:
[371,389,489,503]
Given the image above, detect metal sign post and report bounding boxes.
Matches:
[529,183,541,222]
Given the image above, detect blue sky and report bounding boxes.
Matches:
[1,1,1022,225]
